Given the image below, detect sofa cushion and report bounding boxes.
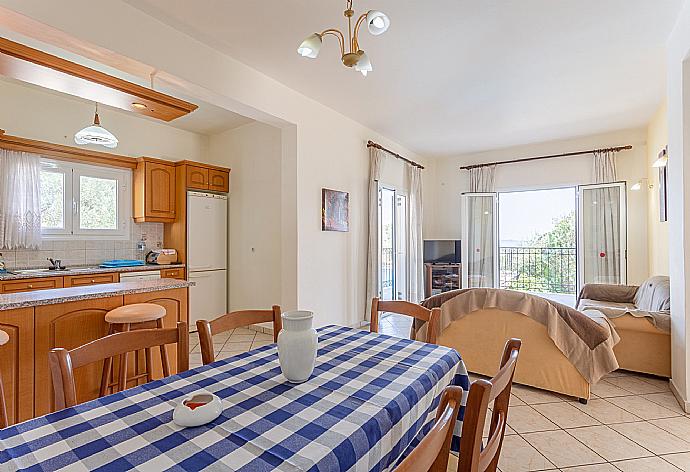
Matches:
[634,276,670,312]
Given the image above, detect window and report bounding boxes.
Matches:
[39,159,131,239]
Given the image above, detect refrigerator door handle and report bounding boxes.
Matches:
[189,272,212,278]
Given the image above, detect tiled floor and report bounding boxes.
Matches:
[188,315,690,472]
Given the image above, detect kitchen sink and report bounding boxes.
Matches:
[10,268,70,274]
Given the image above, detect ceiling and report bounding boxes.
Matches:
[127,0,683,157]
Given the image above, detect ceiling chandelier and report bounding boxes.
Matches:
[297,0,390,77]
[74,103,118,149]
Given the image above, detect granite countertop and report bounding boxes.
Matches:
[0,278,195,311]
[0,263,185,281]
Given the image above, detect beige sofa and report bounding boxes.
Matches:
[577,276,671,377]
[420,289,621,402]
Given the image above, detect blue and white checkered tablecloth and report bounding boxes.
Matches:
[0,325,469,471]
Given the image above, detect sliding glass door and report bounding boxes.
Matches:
[461,193,498,288]
[577,182,627,287]
[379,185,408,300]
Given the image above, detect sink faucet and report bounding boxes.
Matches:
[47,258,64,270]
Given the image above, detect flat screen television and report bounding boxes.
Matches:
[424,240,461,264]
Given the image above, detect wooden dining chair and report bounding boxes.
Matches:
[457,338,522,472]
[196,306,282,365]
[370,297,441,344]
[395,386,464,471]
[49,322,189,410]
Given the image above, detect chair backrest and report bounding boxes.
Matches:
[196,306,282,365]
[370,297,441,343]
[457,338,521,472]
[49,322,189,410]
[395,386,464,472]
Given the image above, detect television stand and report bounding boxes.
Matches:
[424,263,461,299]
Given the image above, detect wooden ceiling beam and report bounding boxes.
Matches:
[0,37,198,122]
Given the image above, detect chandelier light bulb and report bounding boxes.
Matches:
[355,51,373,76]
[297,33,322,58]
[366,10,390,35]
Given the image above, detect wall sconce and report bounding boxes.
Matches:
[652,147,668,168]
[630,178,653,191]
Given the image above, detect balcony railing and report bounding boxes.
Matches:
[499,246,576,294]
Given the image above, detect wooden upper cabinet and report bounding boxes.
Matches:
[186,165,209,190]
[208,169,230,193]
[178,162,230,193]
[133,158,176,223]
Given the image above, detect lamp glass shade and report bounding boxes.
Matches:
[366,10,390,35]
[652,155,668,168]
[74,110,118,149]
[630,182,642,191]
[355,51,372,76]
[297,33,322,58]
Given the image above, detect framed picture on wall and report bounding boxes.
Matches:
[659,163,668,223]
[322,188,349,232]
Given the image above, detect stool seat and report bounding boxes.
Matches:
[0,330,8,346]
[105,303,166,324]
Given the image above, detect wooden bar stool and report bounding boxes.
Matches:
[0,329,8,428]
[99,303,170,396]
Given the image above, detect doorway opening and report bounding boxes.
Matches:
[498,187,577,306]
[379,185,408,301]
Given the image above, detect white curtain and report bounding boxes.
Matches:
[585,151,620,283]
[408,165,423,302]
[365,147,383,319]
[469,165,496,193]
[0,150,42,250]
[466,165,496,287]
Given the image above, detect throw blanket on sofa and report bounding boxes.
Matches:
[417,288,620,384]
[577,279,671,334]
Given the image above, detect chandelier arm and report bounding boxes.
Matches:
[353,12,369,51]
[321,29,345,56]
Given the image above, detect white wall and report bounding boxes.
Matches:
[424,128,650,285]
[647,102,670,276]
[667,0,690,411]
[0,0,425,329]
[207,122,282,312]
[0,79,208,162]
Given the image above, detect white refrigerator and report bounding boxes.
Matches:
[187,191,228,331]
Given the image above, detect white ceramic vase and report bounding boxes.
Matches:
[277,310,318,383]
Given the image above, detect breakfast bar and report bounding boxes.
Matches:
[0,278,193,423]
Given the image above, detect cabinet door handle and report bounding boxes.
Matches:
[91,279,96,283]
[28,284,33,288]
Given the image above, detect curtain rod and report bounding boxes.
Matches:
[459,145,633,171]
[367,140,424,169]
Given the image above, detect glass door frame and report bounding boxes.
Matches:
[378,183,409,301]
[576,181,628,291]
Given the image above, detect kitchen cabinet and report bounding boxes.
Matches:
[34,297,121,415]
[208,168,230,193]
[186,165,209,190]
[160,268,185,280]
[0,276,63,294]
[133,158,176,223]
[0,308,34,424]
[64,272,119,287]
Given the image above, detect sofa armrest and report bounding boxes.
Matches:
[577,283,639,306]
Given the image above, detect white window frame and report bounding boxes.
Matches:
[40,159,132,240]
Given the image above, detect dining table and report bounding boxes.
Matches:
[0,325,470,471]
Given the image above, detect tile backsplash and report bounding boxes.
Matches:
[1,223,164,269]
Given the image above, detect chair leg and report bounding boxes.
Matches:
[145,348,154,382]
[157,318,171,377]
[117,323,131,392]
[99,324,115,397]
